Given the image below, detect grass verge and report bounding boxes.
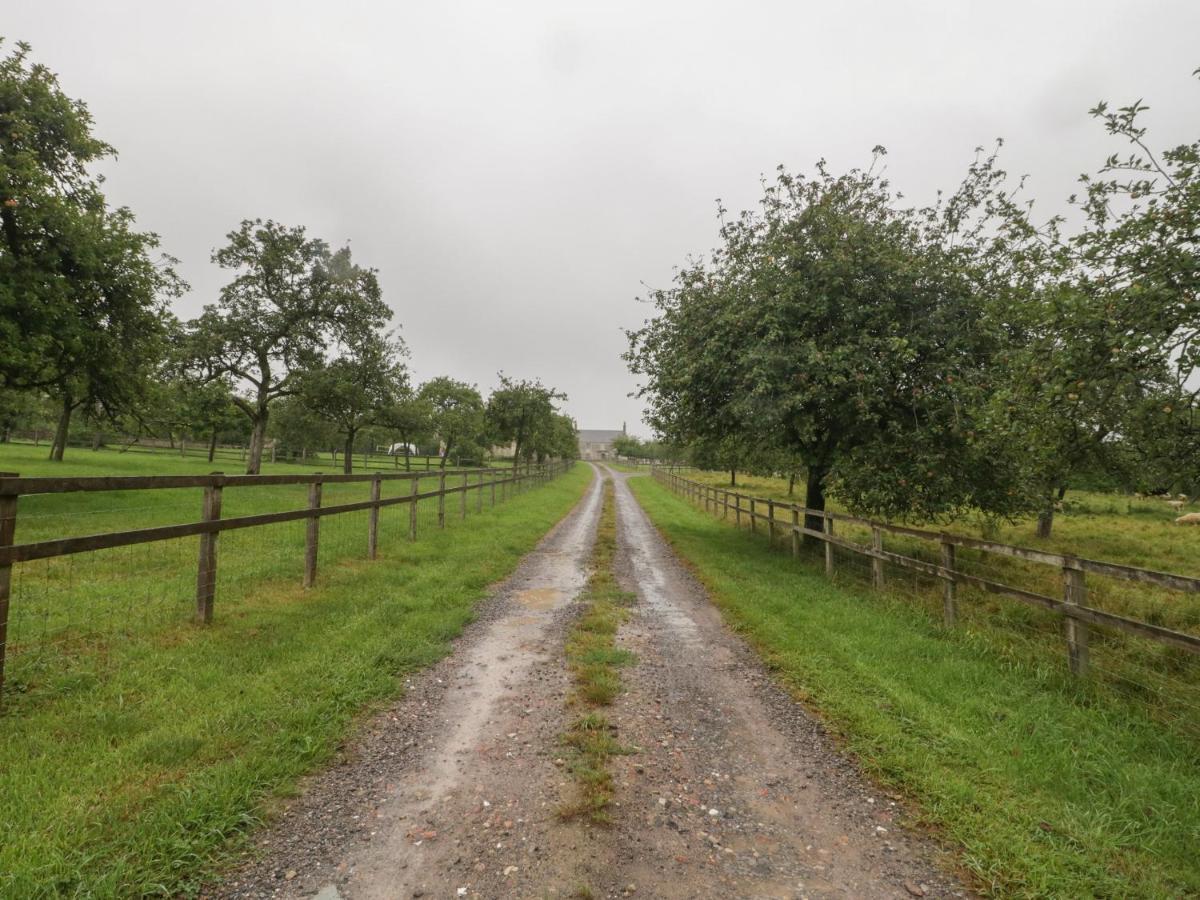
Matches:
[560,478,636,824]
[628,474,1200,899]
[0,464,590,898]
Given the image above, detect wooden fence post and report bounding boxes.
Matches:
[735,494,742,528]
[1063,561,1090,676]
[940,539,957,626]
[750,498,757,535]
[195,477,223,623]
[0,474,19,708]
[304,480,322,588]
[791,506,800,558]
[824,514,834,577]
[871,526,884,590]
[368,474,382,560]
[491,471,497,507]
[477,471,484,513]
[723,488,729,520]
[409,475,418,541]
[767,499,776,547]
[438,470,446,528]
[460,471,468,520]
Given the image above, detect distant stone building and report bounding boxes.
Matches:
[578,425,626,460]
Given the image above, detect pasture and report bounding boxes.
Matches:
[0,441,589,897]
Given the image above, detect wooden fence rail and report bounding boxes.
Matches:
[0,461,572,707]
[653,467,1200,672]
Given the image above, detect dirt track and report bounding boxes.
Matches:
[216,464,970,899]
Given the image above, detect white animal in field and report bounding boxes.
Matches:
[1133,492,1145,500]
[1175,512,1200,525]
[1167,500,1186,510]
[1178,493,1190,501]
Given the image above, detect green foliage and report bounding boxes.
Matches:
[377,392,434,469]
[611,433,671,461]
[544,412,580,460]
[627,70,1200,536]
[627,152,1027,523]
[0,38,184,460]
[992,84,1200,533]
[0,36,114,388]
[188,219,390,474]
[295,329,408,472]
[417,376,485,467]
[485,374,567,462]
[267,395,340,459]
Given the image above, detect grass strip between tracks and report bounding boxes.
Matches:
[560,477,637,825]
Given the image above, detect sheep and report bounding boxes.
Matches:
[1179,493,1190,501]
[1167,500,1186,510]
[1175,512,1200,525]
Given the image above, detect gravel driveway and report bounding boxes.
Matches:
[211,464,972,899]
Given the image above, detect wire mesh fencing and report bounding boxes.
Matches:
[0,462,571,711]
[656,468,1200,743]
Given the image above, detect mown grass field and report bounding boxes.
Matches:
[628,474,1200,898]
[0,443,590,897]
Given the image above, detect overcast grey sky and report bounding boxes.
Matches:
[6,1,1199,433]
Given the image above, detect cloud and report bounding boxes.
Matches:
[6,0,1198,434]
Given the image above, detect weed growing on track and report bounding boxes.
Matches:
[629,475,1200,899]
[0,463,591,898]
[560,478,636,824]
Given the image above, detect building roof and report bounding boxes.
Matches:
[578,429,624,443]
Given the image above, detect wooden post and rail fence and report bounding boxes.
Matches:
[653,467,1200,677]
[0,461,572,707]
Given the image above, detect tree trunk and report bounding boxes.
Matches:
[1035,485,1068,539]
[803,465,827,544]
[1035,506,1054,539]
[50,395,72,462]
[788,472,796,496]
[343,432,355,474]
[730,468,737,487]
[92,431,102,451]
[404,444,411,471]
[208,428,218,463]
[246,408,268,475]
